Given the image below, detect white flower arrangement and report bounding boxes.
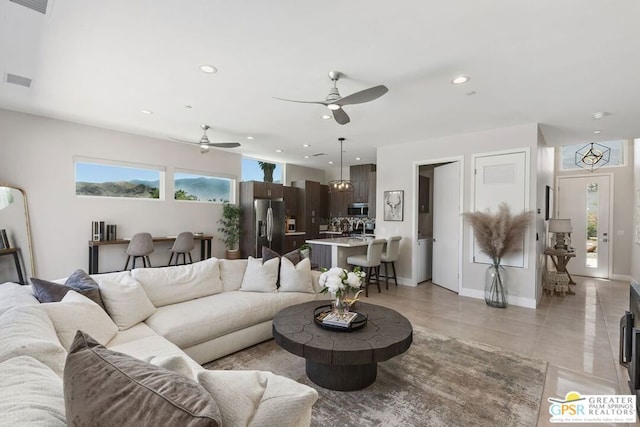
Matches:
[319,267,366,299]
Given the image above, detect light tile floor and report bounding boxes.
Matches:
[363,275,638,427]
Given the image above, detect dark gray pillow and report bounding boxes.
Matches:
[64,331,221,427]
[31,273,105,310]
[262,246,301,265]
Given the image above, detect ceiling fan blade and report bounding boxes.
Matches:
[336,85,389,106]
[208,142,241,148]
[273,96,328,106]
[332,108,350,125]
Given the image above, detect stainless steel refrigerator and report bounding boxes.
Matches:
[253,199,284,256]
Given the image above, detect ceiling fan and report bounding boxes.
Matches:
[274,71,388,125]
[170,125,241,153]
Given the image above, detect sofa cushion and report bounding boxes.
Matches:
[64,331,221,427]
[90,270,134,285]
[99,277,156,330]
[41,290,118,351]
[197,369,318,427]
[32,269,105,309]
[145,291,316,349]
[0,282,38,315]
[279,257,314,293]
[0,356,66,426]
[219,259,247,292]
[239,256,279,293]
[0,305,67,377]
[132,257,222,307]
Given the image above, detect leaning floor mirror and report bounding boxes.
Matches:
[0,185,34,285]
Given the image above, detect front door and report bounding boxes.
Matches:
[557,175,611,278]
[432,161,461,292]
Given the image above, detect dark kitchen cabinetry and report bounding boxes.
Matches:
[282,186,299,218]
[292,180,321,239]
[349,164,376,204]
[319,184,329,219]
[329,191,353,218]
[250,181,283,199]
[283,234,305,253]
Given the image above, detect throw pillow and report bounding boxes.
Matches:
[262,246,302,266]
[0,356,66,426]
[40,290,118,351]
[262,246,280,262]
[32,269,105,310]
[279,257,314,293]
[239,256,279,292]
[64,331,221,427]
[98,278,156,330]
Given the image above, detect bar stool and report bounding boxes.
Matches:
[168,232,195,266]
[380,236,401,289]
[124,233,154,270]
[346,239,386,297]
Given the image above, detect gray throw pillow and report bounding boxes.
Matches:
[31,270,105,310]
[262,246,301,265]
[64,331,221,427]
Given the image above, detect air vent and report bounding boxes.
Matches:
[10,0,48,14]
[311,153,327,157]
[5,73,32,88]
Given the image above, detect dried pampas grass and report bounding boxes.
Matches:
[464,203,533,263]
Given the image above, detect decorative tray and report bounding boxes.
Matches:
[313,304,367,332]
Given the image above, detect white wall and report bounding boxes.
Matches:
[376,123,542,308]
[0,109,241,279]
[555,140,634,280]
[536,129,555,300]
[284,163,326,185]
[631,139,640,282]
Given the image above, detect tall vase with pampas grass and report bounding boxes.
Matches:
[464,203,532,308]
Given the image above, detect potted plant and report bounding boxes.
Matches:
[299,243,311,259]
[217,201,241,259]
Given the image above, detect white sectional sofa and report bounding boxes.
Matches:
[0,256,326,426]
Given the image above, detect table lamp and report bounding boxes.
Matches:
[549,218,572,251]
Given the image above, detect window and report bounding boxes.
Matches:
[75,159,164,200]
[174,170,234,203]
[560,140,626,171]
[241,158,283,183]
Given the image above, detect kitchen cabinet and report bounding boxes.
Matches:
[283,186,299,218]
[292,180,321,239]
[368,171,377,218]
[418,175,429,213]
[319,184,329,220]
[284,233,305,253]
[329,190,352,218]
[251,181,283,199]
[349,164,376,204]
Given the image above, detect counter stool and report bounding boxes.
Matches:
[124,232,154,270]
[346,238,386,297]
[381,236,401,289]
[168,232,195,266]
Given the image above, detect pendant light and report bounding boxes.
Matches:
[575,142,611,172]
[328,137,353,193]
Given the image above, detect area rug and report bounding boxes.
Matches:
[204,325,547,426]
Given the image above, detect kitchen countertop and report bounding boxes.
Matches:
[285,232,306,236]
[305,237,373,247]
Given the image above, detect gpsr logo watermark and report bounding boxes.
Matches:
[548,391,636,423]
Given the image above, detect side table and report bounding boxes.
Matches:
[544,248,576,294]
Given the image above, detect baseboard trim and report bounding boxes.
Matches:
[611,274,633,282]
[459,287,536,309]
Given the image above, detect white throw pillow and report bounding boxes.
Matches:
[279,257,314,293]
[0,356,66,426]
[99,278,156,330]
[41,290,118,351]
[0,305,67,377]
[132,257,223,307]
[239,257,279,293]
[219,259,248,292]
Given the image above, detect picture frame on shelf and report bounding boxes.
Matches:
[383,190,404,221]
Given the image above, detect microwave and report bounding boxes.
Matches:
[347,203,369,217]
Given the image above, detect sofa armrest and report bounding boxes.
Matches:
[197,370,317,427]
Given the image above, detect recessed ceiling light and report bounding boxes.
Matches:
[355,157,361,161]
[247,136,254,140]
[321,114,332,120]
[303,144,310,148]
[184,105,192,109]
[451,75,470,85]
[328,161,334,164]
[276,149,283,153]
[593,130,601,134]
[304,155,310,159]
[140,110,153,115]
[466,91,476,96]
[592,111,606,119]
[199,64,218,74]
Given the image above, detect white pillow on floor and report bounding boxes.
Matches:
[239,257,279,293]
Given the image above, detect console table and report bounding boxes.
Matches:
[544,248,576,292]
[88,235,213,274]
[0,247,25,285]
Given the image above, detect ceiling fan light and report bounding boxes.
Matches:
[327,104,341,111]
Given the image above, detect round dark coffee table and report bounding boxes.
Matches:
[272,301,413,391]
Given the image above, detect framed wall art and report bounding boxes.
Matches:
[545,185,554,220]
[383,190,404,221]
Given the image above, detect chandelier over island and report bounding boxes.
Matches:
[329,137,353,193]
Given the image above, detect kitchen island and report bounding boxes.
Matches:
[306,237,372,270]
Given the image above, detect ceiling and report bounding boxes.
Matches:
[2,1,639,171]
